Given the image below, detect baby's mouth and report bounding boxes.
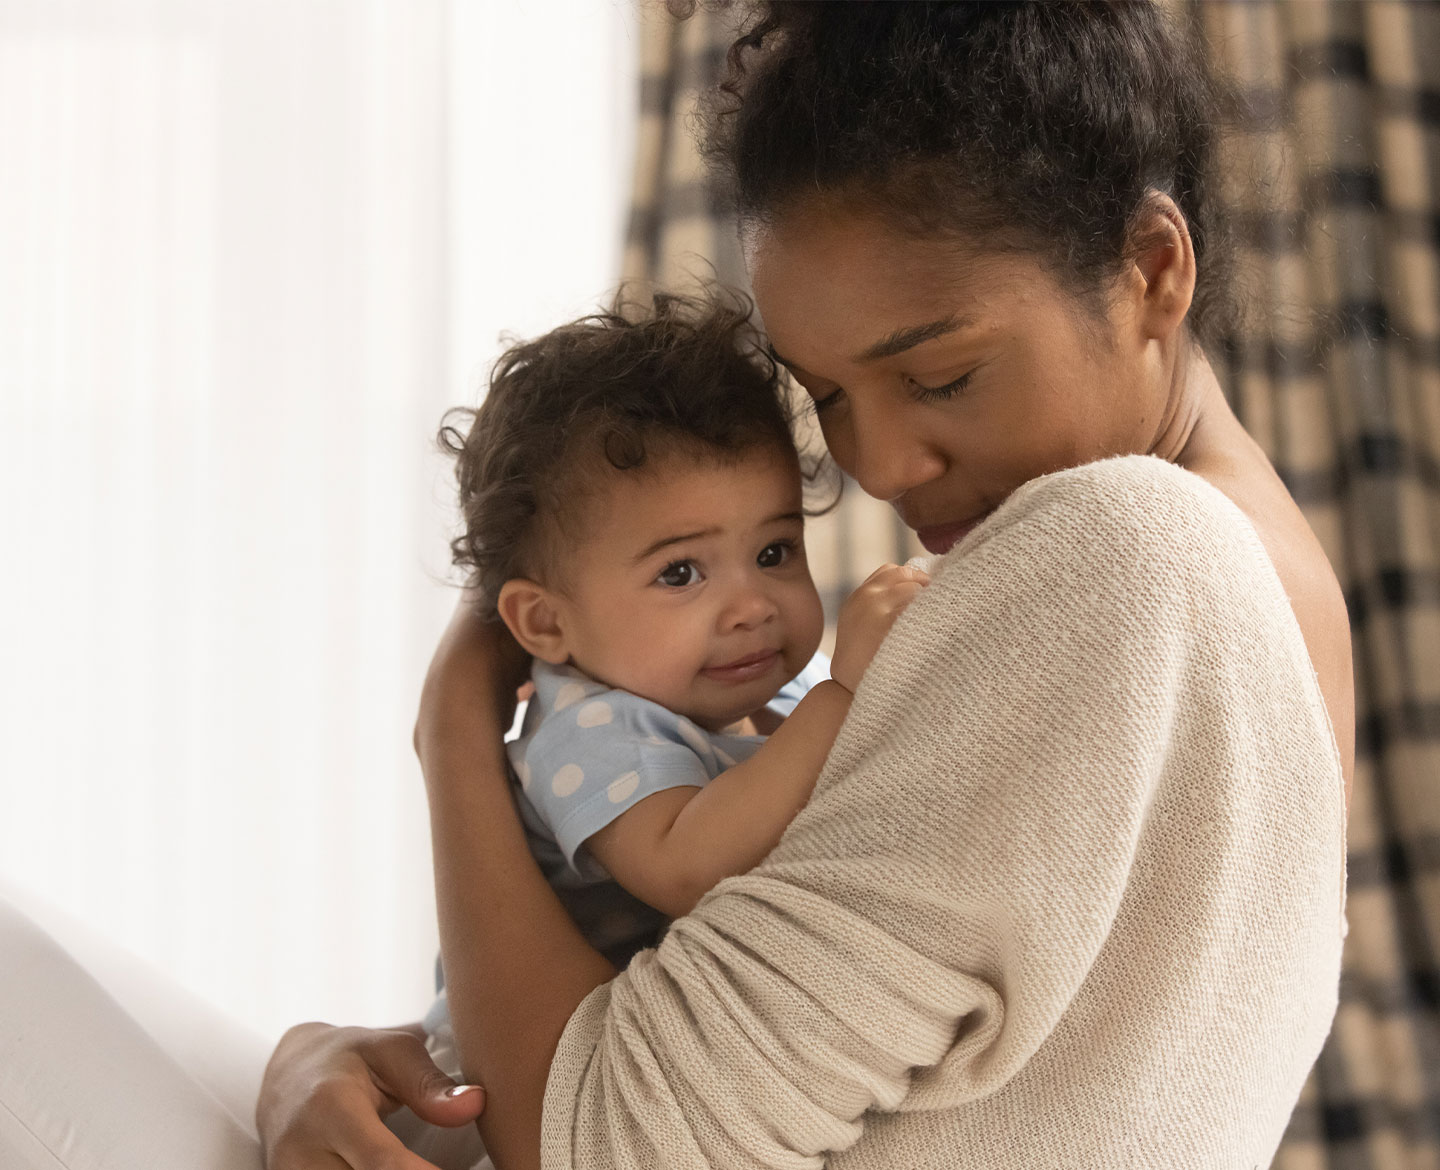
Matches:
[701,649,780,683]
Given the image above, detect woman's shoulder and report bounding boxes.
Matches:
[893,453,1315,707]
[984,453,1255,546]
[940,453,1276,605]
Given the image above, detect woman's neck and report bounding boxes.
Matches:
[1150,343,1232,474]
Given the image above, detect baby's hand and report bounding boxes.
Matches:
[830,562,930,693]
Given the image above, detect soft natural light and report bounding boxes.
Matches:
[0,0,637,1042]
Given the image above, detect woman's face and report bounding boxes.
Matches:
[748,204,1179,554]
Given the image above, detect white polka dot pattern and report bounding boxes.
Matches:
[551,763,585,797]
[607,772,640,803]
[506,658,795,904]
[554,682,587,712]
[577,700,614,728]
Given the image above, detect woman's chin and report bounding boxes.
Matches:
[917,511,996,555]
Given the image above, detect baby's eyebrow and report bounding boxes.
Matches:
[629,511,804,566]
[631,528,720,565]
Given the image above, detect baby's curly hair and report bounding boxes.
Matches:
[440,286,807,620]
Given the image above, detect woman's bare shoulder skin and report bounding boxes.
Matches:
[1180,398,1356,807]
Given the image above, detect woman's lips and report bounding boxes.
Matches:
[702,650,780,684]
[916,511,996,555]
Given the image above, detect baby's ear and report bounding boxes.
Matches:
[496,578,570,664]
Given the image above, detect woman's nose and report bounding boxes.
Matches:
[834,402,946,503]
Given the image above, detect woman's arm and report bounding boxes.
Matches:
[415,602,615,1170]
[254,595,570,1170]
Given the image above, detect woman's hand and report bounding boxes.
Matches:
[256,1021,485,1170]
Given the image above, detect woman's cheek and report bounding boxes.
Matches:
[816,415,856,477]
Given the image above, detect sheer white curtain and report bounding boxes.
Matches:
[0,0,635,1041]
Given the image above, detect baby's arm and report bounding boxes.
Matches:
[584,681,851,917]
[585,563,928,918]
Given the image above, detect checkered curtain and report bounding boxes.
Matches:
[624,3,1440,1165]
[1189,4,1440,1166]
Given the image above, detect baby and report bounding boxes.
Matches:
[422,288,926,1068]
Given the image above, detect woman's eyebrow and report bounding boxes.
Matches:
[855,314,969,362]
[766,315,971,372]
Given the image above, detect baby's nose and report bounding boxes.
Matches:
[723,583,780,628]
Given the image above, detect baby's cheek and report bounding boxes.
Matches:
[673,650,718,700]
[788,585,827,666]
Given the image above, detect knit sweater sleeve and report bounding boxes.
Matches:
[540,456,1339,1169]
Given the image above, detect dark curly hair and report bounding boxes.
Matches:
[440,286,814,620]
[699,0,1241,351]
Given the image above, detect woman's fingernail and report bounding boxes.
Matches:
[445,1084,483,1098]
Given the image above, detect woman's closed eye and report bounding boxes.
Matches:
[655,559,703,588]
[909,369,976,403]
[810,386,845,416]
[808,369,976,416]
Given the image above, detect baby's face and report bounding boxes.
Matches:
[551,446,824,731]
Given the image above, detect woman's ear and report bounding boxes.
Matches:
[496,579,571,665]
[1128,190,1196,343]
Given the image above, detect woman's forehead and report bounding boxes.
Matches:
[747,209,1041,364]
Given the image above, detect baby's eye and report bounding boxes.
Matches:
[656,560,702,588]
[756,541,793,569]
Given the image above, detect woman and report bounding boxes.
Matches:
[0,4,1351,1169]
[259,4,1351,1168]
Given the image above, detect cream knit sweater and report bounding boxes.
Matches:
[541,455,1348,1169]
